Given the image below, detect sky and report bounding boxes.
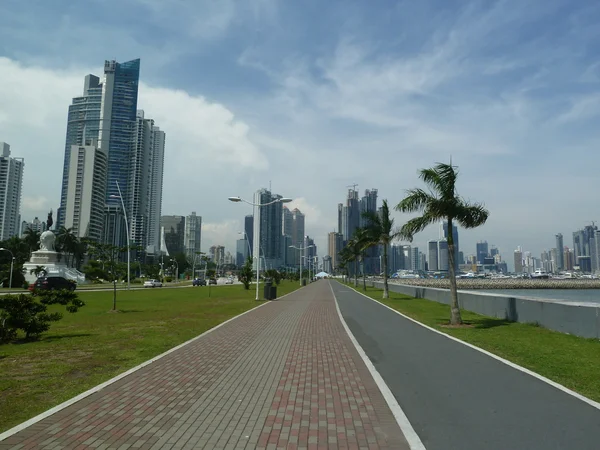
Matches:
[1,0,600,271]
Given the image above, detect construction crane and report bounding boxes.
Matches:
[346,183,358,192]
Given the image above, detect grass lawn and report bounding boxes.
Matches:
[350,283,600,404]
[0,281,299,432]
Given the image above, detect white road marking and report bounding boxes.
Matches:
[329,282,427,450]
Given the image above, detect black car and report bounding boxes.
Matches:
[30,276,76,291]
[209,278,217,285]
[192,278,206,286]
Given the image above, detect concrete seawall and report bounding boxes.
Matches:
[370,280,600,339]
[389,278,600,289]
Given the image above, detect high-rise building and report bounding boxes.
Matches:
[476,241,489,264]
[359,189,378,228]
[514,247,523,273]
[210,245,225,265]
[64,144,107,240]
[282,207,293,237]
[147,126,165,253]
[236,238,249,267]
[328,231,344,271]
[160,215,185,255]
[184,212,202,260]
[411,247,420,271]
[442,221,459,265]
[58,59,164,250]
[323,255,333,274]
[291,208,305,246]
[21,216,47,236]
[555,233,564,270]
[428,240,439,271]
[438,240,449,271]
[57,74,103,228]
[564,247,574,270]
[254,189,284,269]
[244,215,253,257]
[341,189,360,241]
[0,143,24,240]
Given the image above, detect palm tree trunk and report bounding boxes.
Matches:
[354,260,358,287]
[382,242,389,299]
[362,256,366,291]
[447,217,462,325]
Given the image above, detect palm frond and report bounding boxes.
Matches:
[395,188,433,213]
[453,201,489,228]
[399,213,437,242]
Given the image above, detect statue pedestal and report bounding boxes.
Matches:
[24,250,86,285]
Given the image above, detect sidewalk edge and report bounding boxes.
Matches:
[0,296,281,441]
[328,281,426,450]
[340,281,600,412]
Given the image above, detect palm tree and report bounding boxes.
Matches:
[396,161,489,325]
[347,228,372,290]
[362,199,401,299]
[23,227,41,256]
[338,246,356,286]
[56,227,79,267]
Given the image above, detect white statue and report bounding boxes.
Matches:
[39,230,56,252]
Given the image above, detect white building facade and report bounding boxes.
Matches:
[0,143,24,241]
[64,144,107,240]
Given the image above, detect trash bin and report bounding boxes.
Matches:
[270,285,277,300]
[302,279,307,286]
[264,278,273,300]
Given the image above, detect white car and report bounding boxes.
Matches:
[225,278,234,284]
[144,279,163,288]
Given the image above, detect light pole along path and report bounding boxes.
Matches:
[110,180,130,290]
[228,195,292,300]
[289,243,313,286]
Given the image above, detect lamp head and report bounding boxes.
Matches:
[280,198,293,203]
[228,197,242,202]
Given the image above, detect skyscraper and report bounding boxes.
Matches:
[438,240,449,271]
[291,208,305,246]
[64,144,107,241]
[555,233,564,270]
[146,125,165,253]
[0,143,24,240]
[184,212,202,260]
[442,221,459,266]
[244,215,253,257]
[514,247,523,273]
[328,231,344,271]
[359,189,379,274]
[254,189,283,269]
[160,215,185,255]
[476,241,489,264]
[342,189,360,241]
[428,240,439,271]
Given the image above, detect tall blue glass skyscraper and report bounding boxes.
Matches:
[58,59,140,247]
[98,59,140,208]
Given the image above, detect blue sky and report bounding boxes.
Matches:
[1,0,600,269]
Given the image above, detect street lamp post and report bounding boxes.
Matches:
[289,244,314,286]
[228,195,293,300]
[171,259,179,283]
[0,248,14,290]
[110,180,130,290]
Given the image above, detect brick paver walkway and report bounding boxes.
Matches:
[1,281,409,449]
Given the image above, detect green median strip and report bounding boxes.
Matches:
[0,281,299,433]
[350,283,600,404]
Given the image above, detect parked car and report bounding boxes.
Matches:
[29,276,76,291]
[225,278,234,284]
[192,278,206,286]
[209,278,217,285]
[143,279,163,288]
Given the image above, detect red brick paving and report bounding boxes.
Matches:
[0,281,409,449]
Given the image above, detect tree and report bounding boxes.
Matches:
[238,257,253,290]
[23,227,41,256]
[362,199,402,299]
[56,227,79,268]
[396,162,489,325]
[29,265,47,278]
[0,290,85,342]
[343,228,371,289]
[338,246,357,287]
[87,242,127,310]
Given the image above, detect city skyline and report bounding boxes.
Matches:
[2,1,600,261]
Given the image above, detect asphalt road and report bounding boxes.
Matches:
[330,280,600,450]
